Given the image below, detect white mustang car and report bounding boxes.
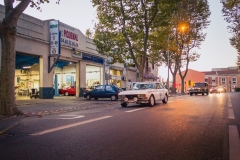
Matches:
[118,82,169,107]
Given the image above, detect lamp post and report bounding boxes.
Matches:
[167,40,170,91]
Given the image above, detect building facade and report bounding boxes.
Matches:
[176,69,205,92]
[203,67,240,92]
[176,67,240,93]
[0,5,159,98]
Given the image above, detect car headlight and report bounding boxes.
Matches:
[137,94,147,98]
[218,88,223,91]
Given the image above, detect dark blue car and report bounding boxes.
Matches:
[83,85,122,101]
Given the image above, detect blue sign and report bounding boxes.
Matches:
[82,53,104,64]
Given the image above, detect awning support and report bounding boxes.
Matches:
[48,54,60,73]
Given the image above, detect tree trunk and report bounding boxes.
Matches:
[0,27,22,116]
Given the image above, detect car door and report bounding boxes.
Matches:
[91,85,104,98]
[69,86,76,95]
[104,85,116,98]
[154,83,162,101]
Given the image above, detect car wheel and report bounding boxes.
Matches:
[86,94,91,100]
[121,103,127,107]
[206,92,209,95]
[190,93,192,96]
[64,92,69,96]
[148,95,155,107]
[94,98,98,100]
[162,94,168,104]
[110,95,117,101]
[202,92,204,96]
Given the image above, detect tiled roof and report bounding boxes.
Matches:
[202,70,240,75]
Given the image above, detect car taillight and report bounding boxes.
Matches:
[85,90,89,92]
[117,91,120,94]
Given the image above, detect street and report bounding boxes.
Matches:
[1,93,240,160]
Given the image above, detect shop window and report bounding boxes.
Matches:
[117,70,122,76]
[110,70,115,75]
[117,80,121,88]
[222,78,225,84]
[232,78,236,84]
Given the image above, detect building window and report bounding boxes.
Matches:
[232,78,236,84]
[212,78,215,83]
[222,78,226,84]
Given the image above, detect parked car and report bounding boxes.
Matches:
[189,82,209,96]
[118,82,169,107]
[60,86,76,96]
[83,85,122,101]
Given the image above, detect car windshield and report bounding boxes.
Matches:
[132,83,154,90]
[193,83,205,87]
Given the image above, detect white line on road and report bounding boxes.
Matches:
[125,108,148,113]
[58,115,85,119]
[31,116,112,136]
[229,125,240,160]
[228,109,235,119]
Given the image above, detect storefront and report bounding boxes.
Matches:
[15,53,40,99]
[53,60,76,96]
[109,65,124,88]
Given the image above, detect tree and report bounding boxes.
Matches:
[150,0,210,94]
[92,0,179,81]
[0,0,59,117]
[177,0,210,93]
[222,0,240,69]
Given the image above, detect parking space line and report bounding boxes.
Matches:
[229,125,240,160]
[31,116,112,136]
[125,108,148,113]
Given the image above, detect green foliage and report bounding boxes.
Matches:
[222,0,240,68]
[92,0,179,80]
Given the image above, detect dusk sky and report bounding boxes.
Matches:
[0,0,238,81]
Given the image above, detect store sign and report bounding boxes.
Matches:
[111,75,121,80]
[72,49,82,58]
[82,53,104,64]
[59,22,79,48]
[49,20,60,55]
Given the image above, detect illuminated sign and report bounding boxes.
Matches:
[49,20,60,55]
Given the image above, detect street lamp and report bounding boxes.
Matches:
[167,37,170,92]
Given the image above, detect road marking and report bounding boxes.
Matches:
[229,125,240,160]
[228,109,235,119]
[125,108,148,113]
[31,116,112,136]
[228,102,232,108]
[58,115,85,119]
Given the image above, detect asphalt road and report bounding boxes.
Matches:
[1,93,239,160]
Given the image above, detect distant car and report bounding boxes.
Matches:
[60,86,76,96]
[189,82,209,96]
[118,82,169,107]
[217,86,226,93]
[209,87,218,94]
[83,85,122,101]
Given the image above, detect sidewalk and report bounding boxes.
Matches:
[1,94,185,120]
[0,96,118,120]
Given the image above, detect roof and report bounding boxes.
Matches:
[202,70,240,75]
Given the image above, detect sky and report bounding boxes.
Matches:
[0,0,238,81]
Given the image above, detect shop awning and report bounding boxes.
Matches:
[143,73,159,79]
